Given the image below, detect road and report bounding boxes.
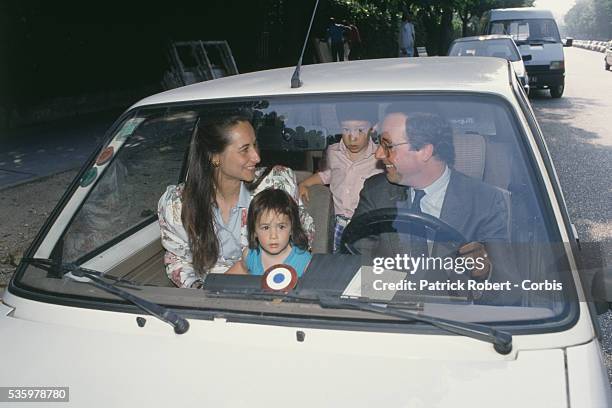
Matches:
[0,110,120,189]
[529,46,612,378]
[530,46,611,270]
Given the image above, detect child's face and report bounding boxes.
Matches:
[341,120,371,154]
[256,210,292,256]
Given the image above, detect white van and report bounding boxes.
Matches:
[482,8,572,98]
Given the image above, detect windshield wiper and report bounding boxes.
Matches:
[203,286,512,354]
[22,257,189,334]
[317,296,513,355]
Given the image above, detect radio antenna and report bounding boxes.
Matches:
[291,0,320,88]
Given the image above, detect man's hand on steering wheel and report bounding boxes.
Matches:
[457,241,491,280]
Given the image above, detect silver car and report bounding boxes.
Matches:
[448,34,531,95]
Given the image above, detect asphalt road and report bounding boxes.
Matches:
[529,45,612,378]
[530,46,611,270]
[0,110,120,189]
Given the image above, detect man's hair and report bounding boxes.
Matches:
[404,112,455,166]
[336,102,378,125]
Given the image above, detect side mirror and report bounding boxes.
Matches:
[577,241,610,314]
[564,37,573,47]
[522,54,532,62]
[591,266,612,314]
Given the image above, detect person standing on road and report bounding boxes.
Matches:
[327,17,349,62]
[398,12,416,57]
[346,20,363,60]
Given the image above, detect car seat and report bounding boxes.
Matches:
[452,132,512,238]
[295,171,334,254]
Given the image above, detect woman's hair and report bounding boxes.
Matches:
[247,188,309,251]
[181,112,252,272]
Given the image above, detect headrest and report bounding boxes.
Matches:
[452,132,486,180]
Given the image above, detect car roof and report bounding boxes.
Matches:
[451,35,514,43]
[488,7,555,20]
[132,57,512,108]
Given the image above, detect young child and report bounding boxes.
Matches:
[226,188,312,277]
[298,102,382,252]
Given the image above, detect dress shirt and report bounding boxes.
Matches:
[318,139,382,218]
[213,182,251,263]
[410,165,451,219]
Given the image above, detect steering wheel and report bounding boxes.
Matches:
[340,208,468,255]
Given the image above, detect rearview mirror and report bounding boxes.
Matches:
[564,37,573,47]
[522,54,532,62]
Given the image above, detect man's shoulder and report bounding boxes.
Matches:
[363,172,388,186]
[450,169,504,199]
[362,173,404,195]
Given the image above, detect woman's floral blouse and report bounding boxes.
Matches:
[158,166,315,288]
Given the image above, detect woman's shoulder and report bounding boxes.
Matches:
[158,183,185,214]
[255,165,296,179]
[253,166,298,195]
[161,183,185,200]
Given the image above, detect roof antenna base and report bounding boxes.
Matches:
[290,0,320,89]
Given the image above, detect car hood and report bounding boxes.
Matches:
[0,300,571,407]
[518,43,564,66]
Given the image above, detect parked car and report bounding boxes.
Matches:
[481,8,571,98]
[2,57,611,407]
[606,43,612,71]
[448,34,531,95]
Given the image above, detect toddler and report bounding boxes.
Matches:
[226,188,311,276]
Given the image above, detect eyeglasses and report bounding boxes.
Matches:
[377,136,410,156]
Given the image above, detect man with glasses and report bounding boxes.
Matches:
[352,109,510,282]
[299,102,383,252]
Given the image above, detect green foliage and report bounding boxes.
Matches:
[322,0,401,58]
[319,0,535,58]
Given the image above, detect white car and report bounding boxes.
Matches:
[2,57,611,407]
[448,34,531,95]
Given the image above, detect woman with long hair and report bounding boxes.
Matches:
[158,112,314,288]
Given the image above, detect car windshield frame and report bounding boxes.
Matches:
[10,91,580,334]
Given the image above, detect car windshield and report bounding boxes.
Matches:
[489,19,561,44]
[16,94,577,328]
[448,39,521,61]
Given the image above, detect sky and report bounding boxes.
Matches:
[534,0,578,20]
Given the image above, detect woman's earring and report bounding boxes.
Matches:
[212,160,220,168]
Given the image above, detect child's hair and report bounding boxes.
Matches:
[247,188,309,251]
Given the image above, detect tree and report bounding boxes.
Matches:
[565,0,612,39]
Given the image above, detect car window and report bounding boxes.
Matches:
[20,94,575,327]
[62,109,195,262]
[490,19,561,43]
[449,39,521,61]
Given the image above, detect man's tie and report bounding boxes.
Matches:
[410,189,428,257]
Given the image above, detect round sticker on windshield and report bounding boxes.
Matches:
[96,146,114,166]
[79,168,98,188]
[261,264,298,292]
